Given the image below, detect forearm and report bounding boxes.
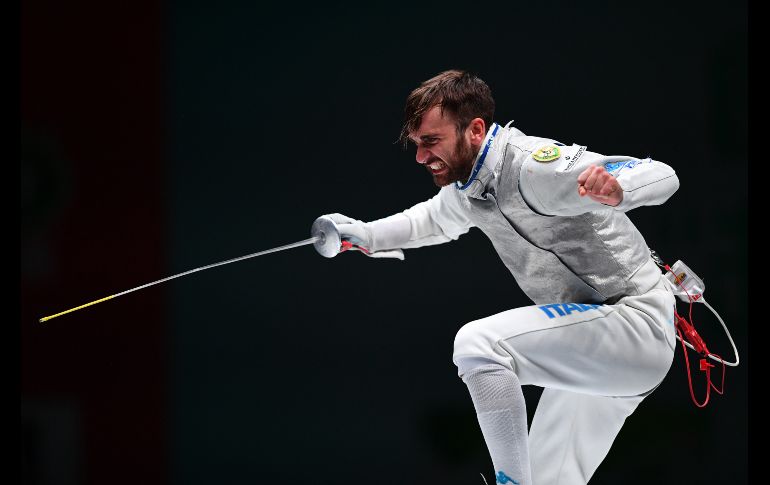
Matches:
[367,189,474,251]
[611,160,680,212]
[366,204,461,251]
[364,212,412,251]
[400,200,460,248]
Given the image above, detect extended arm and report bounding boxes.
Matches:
[322,185,475,258]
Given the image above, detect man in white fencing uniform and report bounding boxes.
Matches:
[322,70,680,485]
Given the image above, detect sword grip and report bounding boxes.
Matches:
[311,216,343,258]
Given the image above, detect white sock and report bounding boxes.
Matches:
[461,363,532,485]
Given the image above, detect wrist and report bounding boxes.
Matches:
[610,180,630,210]
[365,213,412,252]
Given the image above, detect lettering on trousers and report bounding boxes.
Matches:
[538,303,604,319]
[496,471,520,484]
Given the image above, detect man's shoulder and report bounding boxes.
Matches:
[501,126,566,151]
[500,130,585,177]
[436,182,474,212]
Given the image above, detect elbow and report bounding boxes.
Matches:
[658,161,680,200]
[652,173,680,207]
[668,173,680,198]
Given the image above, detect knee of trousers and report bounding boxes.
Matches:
[453,319,515,375]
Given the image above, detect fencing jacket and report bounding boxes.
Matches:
[395,121,680,305]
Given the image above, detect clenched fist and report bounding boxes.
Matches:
[577,165,623,206]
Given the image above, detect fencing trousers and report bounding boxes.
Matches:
[453,275,677,485]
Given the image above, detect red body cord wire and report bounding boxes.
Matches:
[339,240,371,255]
[341,245,727,406]
[664,264,726,407]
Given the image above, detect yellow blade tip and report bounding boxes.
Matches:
[38,294,116,323]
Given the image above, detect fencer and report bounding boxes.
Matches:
[321,70,679,485]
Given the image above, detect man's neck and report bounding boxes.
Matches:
[456,124,499,190]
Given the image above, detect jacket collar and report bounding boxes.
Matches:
[455,122,505,199]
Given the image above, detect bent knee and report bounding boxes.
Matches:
[452,320,486,360]
[452,320,513,375]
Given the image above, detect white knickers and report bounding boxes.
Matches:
[453,274,677,397]
[453,274,678,485]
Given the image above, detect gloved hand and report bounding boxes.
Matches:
[322,213,405,260]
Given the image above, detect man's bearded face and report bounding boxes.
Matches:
[409,106,481,187]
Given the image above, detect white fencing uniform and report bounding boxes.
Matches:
[369,121,680,484]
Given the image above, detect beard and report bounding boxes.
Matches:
[429,135,479,187]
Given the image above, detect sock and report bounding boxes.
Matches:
[461,363,532,485]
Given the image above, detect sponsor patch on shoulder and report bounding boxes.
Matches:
[604,157,652,175]
[555,145,587,173]
[532,145,560,162]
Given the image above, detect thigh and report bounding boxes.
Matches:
[453,288,675,397]
[528,388,646,485]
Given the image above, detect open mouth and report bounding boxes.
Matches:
[428,160,447,174]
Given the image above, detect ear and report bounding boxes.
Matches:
[468,118,487,146]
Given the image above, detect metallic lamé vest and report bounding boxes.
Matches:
[449,129,662,305]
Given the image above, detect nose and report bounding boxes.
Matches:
[416,145,431,164]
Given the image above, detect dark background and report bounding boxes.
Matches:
[21,1,749,484]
